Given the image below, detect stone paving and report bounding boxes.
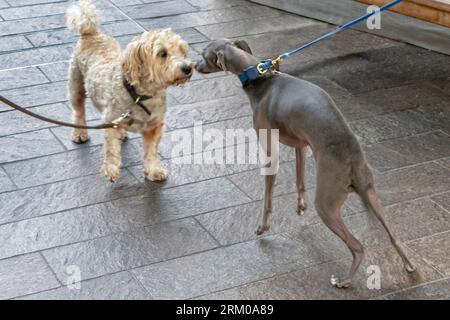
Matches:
[0,0,449,300]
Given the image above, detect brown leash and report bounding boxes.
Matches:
[0,95,130,129]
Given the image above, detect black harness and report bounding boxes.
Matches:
[123,78,152,115]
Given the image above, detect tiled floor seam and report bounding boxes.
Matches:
[106,0,147,32]
[1,168,449,230]
[39,251,64,287]
[192,216,223,247]
[375,275,450,299]
[429,197,450,215]
[404,229,450,278]
[0,190,445,270]
[188,257,351,300]
[48,126,68,151]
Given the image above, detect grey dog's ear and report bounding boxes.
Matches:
[233,39,252,54]
[216,51,227,71]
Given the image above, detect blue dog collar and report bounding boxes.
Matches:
[238,59,275,86]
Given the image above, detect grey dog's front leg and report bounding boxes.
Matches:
[256,173,276,235]
[296,147,308,215]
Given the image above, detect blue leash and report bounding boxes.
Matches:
[239,0,404,85]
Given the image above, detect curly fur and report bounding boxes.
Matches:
[66,0,193,182]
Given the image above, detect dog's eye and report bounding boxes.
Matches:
[158,50,168,58]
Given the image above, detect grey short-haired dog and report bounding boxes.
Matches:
[195,39,416,288]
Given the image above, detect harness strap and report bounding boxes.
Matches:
[123,78,152,115]
[0,95,130,130]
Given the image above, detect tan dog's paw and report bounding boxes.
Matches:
[119,130,128,142]
[145,167,167,182]
[101,163,121,182]
[72,129,89,144]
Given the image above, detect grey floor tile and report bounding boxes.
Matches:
[0,253,60,299]
[132,234,335,299]
[0,103,70,137]
[0,166,15,193]
[319,45,450,94]
[0,34,33,53]
[0,81,68,110]
[110,0,143,6]
[127,177,250,216]
[3,142,142,188]
[37,61,69,82]
[342,198,450,249]
[27,20,143,47]
[0,129,66,163]
[363,131,450,172]
[197,192,353,246]
[383,278,450,300]
[374,162,450,206]
[0,43,74,70]
[138,4,281,30]
[350,109,435,144]
[217,246,442,300]
[196,14,318,40]
[0,66,49,91]
[89,178,250,232]
[50,120,141,151]
[128,157,232,190]
[0,171,145,224]
[0,0,124,21]
[435,158,450,170]
[42,218,218,281]
[0,15,65,36]
[160,116,254,159]
[175,27,208,44]
[0,204,111,259]
[121,0,196,20]
[431,192,450,212]
[351,84,449,117]
[185,0,247,11]
[227,160,316,201]
[407,231,450,276]
[168,75,244,104]
[6,0,67,6]
[19,271,150,300]
[166,95,251,130]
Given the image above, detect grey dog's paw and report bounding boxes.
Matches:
[330,275,351,288]
[297,198,307,216]
[255,224,270,236]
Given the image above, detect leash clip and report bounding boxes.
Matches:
[112,112,132,128]
[256,62,269,75]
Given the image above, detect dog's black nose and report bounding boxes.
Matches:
[181,65,192,75]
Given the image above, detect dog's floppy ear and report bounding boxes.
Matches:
[233,39,252,54]
[216,51,227,71]
[122,40,148,86]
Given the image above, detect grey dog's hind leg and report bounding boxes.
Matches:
[315,165,364,288]
[358,185,416,273]
[353,162,416,273]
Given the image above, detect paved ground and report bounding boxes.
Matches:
[0,0,449,300]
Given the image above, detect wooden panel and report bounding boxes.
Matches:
[355,0,450,27]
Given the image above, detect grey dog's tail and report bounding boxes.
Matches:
[66,0,99,35]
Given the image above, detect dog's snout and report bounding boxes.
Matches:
[181,65,192,75]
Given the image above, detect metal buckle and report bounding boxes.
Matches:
[256,62,268,75]
[112,112,132,128]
